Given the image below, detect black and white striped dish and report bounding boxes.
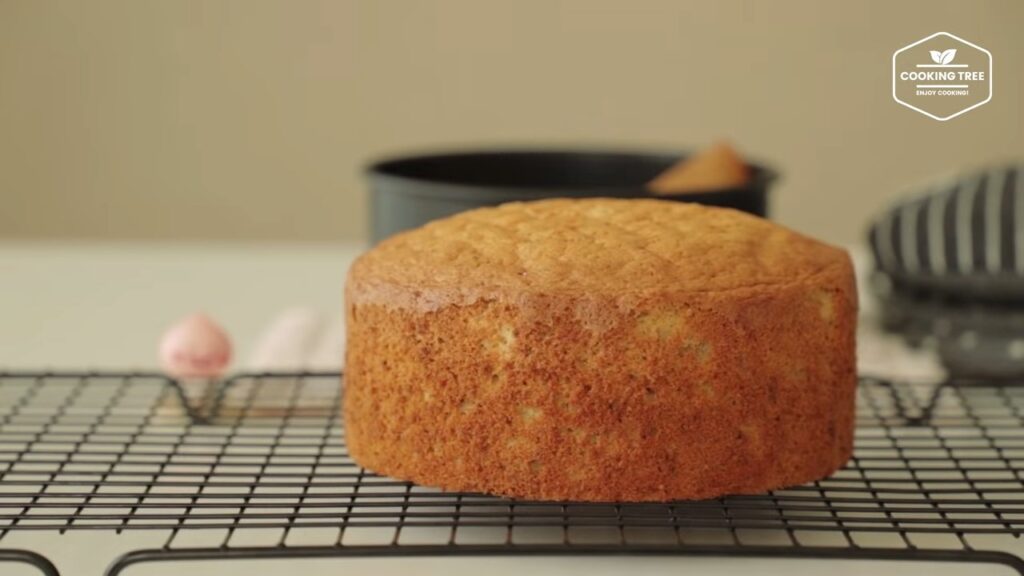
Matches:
[868,163,1024,378]
[868,164,1024,302]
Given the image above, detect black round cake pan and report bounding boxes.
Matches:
[367,149,777,243]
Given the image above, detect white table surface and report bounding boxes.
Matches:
[0,241,1015,576]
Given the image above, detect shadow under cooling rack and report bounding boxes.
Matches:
[0,371,1022,575]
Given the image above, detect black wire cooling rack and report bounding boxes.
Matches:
[0,371,1023,575]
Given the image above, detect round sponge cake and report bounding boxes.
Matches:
[344,198,857,502]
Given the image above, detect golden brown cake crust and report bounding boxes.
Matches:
[345,199,857,502]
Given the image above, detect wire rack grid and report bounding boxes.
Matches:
[0,371,1022,575]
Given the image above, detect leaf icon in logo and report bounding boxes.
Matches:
[940,49,957,65]
[930,50,944,64]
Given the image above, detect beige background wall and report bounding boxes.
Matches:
[0,0,1021,245]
